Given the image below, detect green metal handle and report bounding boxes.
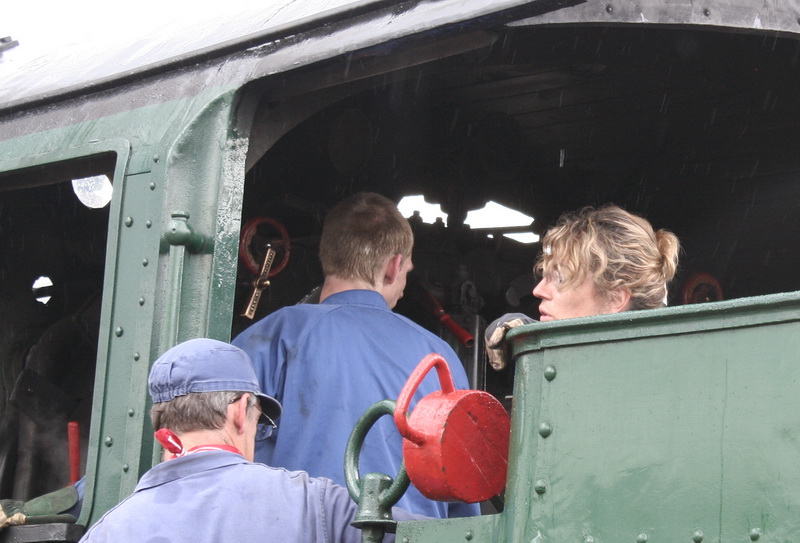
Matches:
[345,399,410,510]
[164,211,206,253]
[162,211,209,345]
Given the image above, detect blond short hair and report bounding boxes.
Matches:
[319,192,413,285]
[535,205,680,310]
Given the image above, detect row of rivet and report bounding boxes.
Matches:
[107,179,157,467]
[540,366,556,436]
[604,4,712,17]
[115,199,156,340]
[581,529,762,543]
[535,365,557,496]
[401,530,475,543]
[121,405,136,474]
[402,527,763,543]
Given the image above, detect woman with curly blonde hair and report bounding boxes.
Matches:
[533,204,680,320]
[486,204,680,368]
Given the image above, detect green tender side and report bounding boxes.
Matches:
[397,291,800,543]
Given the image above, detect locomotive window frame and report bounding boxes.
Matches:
[0,139,130,525]
[0,140,128,192]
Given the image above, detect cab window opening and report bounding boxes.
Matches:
[0,159,110,504]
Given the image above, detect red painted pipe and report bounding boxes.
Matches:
[424,291,475,348]
[68,421,80,484]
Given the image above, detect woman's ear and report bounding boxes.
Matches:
[607,287,632,314]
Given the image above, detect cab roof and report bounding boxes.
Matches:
[0,0,384,110]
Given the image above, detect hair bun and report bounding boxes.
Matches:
[655,229,680,281]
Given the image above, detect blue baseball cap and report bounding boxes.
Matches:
[148,338,281,421]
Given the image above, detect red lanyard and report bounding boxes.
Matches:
[154,428,243,459]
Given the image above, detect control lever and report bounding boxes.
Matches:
[241,246,276,319]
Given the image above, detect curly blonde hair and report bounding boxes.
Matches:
[534,205,680,310]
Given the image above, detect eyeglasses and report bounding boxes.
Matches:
[253,401,277,442]
[231,394,277,442]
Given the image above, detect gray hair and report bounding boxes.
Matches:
[151,390,257,433]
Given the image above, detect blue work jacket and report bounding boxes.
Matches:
[79,450,401,542]
[234,289,479,518]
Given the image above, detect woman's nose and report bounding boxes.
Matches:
[532,278,548,299]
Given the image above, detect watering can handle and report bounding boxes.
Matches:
[394,353,456,445]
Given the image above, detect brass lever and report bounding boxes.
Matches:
[241,245,276,319]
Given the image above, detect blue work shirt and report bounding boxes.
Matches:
[233,289,479,518]
[79,450,402,543]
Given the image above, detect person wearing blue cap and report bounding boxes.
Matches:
[79,338,411,543]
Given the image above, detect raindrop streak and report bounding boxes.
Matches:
[750,159,760,177]
[343,55,352,79]
[762,90,772,110]
[448,109,460,135]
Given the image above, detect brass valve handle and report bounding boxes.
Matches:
[241,246,276,319]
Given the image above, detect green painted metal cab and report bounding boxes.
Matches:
[398,292,800,541]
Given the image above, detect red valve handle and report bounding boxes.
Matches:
[394,353,456,446]
[681,271,723,305]
[239,217,291,277]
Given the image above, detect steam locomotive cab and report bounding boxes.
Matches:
[2,0,800,540]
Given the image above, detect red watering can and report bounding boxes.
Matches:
[394,353,510,503]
